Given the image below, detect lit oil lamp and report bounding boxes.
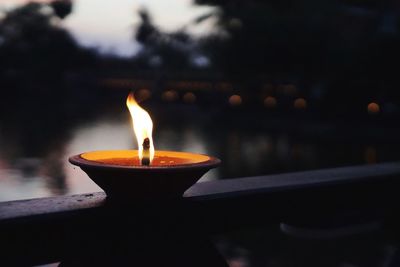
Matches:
[69,92,220,199]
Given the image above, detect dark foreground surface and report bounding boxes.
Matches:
[1,163,400,267]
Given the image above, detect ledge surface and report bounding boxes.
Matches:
[1,162,400,222]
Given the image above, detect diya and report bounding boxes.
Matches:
[69,92,220,199]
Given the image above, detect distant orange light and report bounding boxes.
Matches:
[229,95,242,106]
[136,88,151,102]
[264,96,277,108]
[367,102,380,114]
[294,98,307,109]
[183,92,196,103]
[162,90,178,102]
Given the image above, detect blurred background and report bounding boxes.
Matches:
[1,0,400,201]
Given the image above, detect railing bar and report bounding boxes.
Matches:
[185,162,400,199]
[1,162,400,221]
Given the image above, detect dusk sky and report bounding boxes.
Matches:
[1,0,217,56]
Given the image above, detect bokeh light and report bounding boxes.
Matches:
[183,92,196,104]
[294,98,307,109]
[229,95,242,106]
[136,88,151,102]
[368,102,380,114]
[162,90,179,102]
[264,96,277,108]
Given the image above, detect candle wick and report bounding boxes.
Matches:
[142,137,150,166]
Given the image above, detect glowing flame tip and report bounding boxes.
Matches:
[126,92,155,164]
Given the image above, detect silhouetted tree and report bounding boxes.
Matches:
[51,0,73,19]
[0,1,98,154]
[134,9,197,70]
[0,2,93,76]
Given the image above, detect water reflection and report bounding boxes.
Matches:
[1,109,400,202]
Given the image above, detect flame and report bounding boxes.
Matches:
[126,92,155,164]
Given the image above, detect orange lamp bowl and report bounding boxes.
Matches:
[69,150,220,200]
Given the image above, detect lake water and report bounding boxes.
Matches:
[0,105,399,202]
